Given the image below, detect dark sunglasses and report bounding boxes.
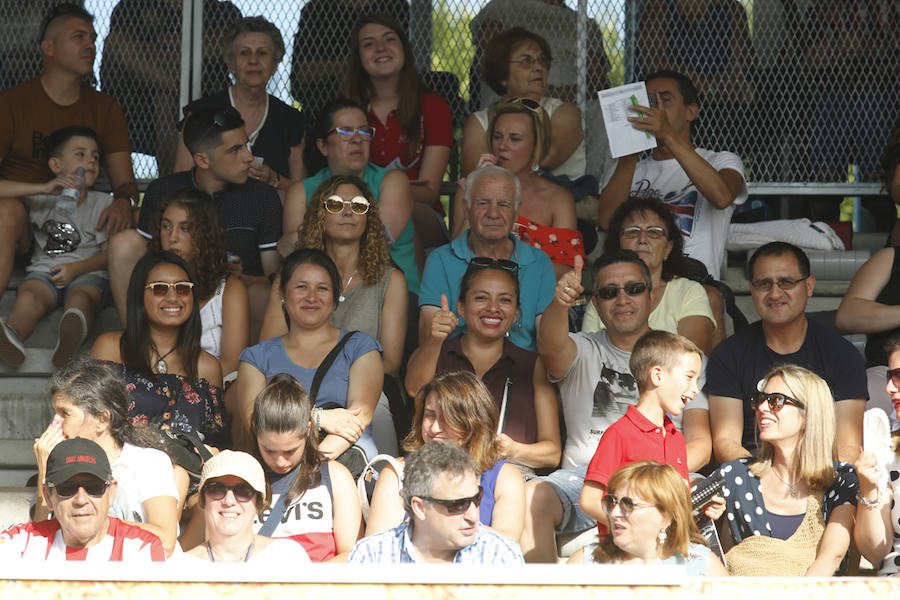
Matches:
[145,281,195,297]
[327,126,375,140]
[422,486,483,515]
[601,494,654,516]
[504,97,543,113]
[196,107,242,142]
[596,281,648,300]
[51,480,109,499]
[468,257,519,273]
[203,481,257,503]
[750,391,805,412]
[324,194,370,215]
[888,367,900,389]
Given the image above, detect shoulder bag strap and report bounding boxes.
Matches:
[357,454,404,522]
[309,331,358,404]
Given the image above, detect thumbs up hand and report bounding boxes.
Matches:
[556,254,585,307]
[431,294,459,341]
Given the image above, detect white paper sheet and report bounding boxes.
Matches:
[598,82,658,158]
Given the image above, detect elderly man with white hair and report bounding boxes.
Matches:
[417,165,556,352]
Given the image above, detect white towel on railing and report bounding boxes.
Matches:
[727,219,845,252]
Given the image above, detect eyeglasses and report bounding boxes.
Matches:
[324,194,370,215]
[509,55,550,69]
[145,281,195,297]
[327,126,375,140]
[887,367,900,389]
[468,257,519,273]
[51,480,110,499]
[595,281,648,300]
[750,391,805,412]
[749,276,809,292]
[601,494,654,516]
[203,481,257,503]
[421,486,484,515]
[621,226,667,240]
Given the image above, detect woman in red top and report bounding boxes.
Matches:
[347,13,452,250]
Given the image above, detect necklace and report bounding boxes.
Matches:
[153,345,178,374]
[771,468,799,497]
[206,540,254,563]
[339,268,358,303]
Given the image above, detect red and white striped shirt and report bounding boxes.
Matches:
[0,517,165,562]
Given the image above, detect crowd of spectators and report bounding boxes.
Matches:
[0,1,898,577]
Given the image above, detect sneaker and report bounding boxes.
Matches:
[52,308,87,369]
[0,318,25,367]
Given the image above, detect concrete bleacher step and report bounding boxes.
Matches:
[0,269,122,488]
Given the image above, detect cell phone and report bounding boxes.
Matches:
[648,92,658,108]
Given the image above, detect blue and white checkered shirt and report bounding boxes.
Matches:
[348,521,524,564]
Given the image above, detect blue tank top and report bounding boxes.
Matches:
[479,460,505,526]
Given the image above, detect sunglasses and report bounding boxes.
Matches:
[749,276,809,292]
[468,257,519,273]
[887,367,900,389]
[421,486,484,515]
[145,281,195,297]
[51,480,109,499]
[203,481,257,503]
[327,126,375,140]
[750,391,805,412]
[504,97,543,114]
[601,494,654,517]
[195,107,242,142]
[324,194,370,215]
[595,281,648,300]
[621,225,667,240]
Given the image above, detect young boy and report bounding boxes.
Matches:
[0,126,111,368]
[579,330,703,528]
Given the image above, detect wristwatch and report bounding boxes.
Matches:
[115,193,139,209]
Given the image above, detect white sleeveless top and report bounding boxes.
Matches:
[474,96,586,179]
[199,278,226,358]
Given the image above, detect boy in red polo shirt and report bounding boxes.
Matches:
[579,330,705,529]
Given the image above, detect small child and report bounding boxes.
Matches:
[0,126,112,368]
[579,330,705,529]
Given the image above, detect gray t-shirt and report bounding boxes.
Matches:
[26,190,112,277]
[552,330,638,469]
[552,330,708,469]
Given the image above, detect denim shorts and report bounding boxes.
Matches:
[24,270,109,307]
[536,464,594,534]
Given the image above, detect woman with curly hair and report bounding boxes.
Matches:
[148,188,249,379]
[364,371,525,542]
[261,174,407,375]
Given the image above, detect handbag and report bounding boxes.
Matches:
[310,331,368,479]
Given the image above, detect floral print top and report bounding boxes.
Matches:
[103,361,227,447]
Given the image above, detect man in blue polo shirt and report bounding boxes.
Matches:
[418,165,555,352]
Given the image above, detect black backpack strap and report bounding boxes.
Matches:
[309,330,358,404]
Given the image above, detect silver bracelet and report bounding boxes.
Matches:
[857,492,880,507]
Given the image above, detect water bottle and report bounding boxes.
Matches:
[54,166,85,219]
[43,167,84,255]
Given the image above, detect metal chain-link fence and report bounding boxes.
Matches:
[1,0,896,188]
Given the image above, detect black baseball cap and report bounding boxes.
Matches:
[45,438,112,486]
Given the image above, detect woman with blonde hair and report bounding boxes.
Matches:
[364,371,525,541]
[568,461,726,575]
[452,98,582,276]
[717,365,859,576]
